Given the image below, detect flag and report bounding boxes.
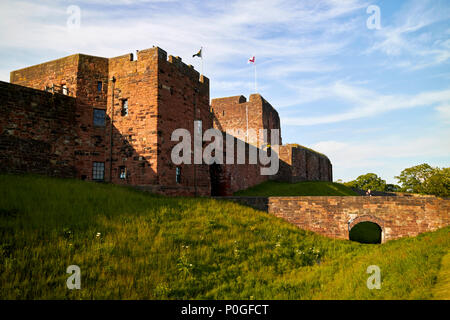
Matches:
[248,56,255,64]
[193,48,202,58]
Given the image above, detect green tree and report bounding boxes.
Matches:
[344,173,386,192]
[422,167,450,197]
[395,163,435,193]
[385,184,401,192]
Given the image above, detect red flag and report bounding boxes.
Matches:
[248,56,255,64]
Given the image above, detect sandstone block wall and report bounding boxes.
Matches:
[209,133,271,196]
[9,54,109,181]
[7,47,212,195]
[0,81,77,177]
[223,196,450,242]
[276,144,332,182]
[211,94,282,147]
[156,49,211,196]
[5,48,333,196]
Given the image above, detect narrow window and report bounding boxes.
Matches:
[92,162,105,181]
[97,81,103,92]
[62,85,68,95]
[93,109,106,127]
[176,167,181,184]
[121,99,129,116]
[119,166,126,179]
[222,110,225,116]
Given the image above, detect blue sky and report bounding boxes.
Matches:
[0,0,449,183]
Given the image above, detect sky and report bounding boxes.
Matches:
[0,0,449,184]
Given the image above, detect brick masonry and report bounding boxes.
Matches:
[220,196,450,242]
[2,46,332,196]
[0,81,78,177]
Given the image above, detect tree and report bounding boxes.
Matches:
[395,163,435,193]
[385,184,401,192]
[421,167,450,197]
[395,164,449,197]
[344,173,386,192]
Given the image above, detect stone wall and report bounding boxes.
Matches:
[9,53,110,181]
[156,49,211,196]
[221,196,450,242]
[7,47,213,196]
[209,133,271,196]
[276,144,332,182]
[0,81,77,177]
[211,94,282,147]
[5,47,333,196]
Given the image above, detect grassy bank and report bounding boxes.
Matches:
[0,174,448,299]
[234,180,358,196]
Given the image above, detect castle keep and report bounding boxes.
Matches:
[0,46,332,196]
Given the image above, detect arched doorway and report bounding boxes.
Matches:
[349,221,382,244]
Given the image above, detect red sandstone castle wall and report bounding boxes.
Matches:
[107,50,159,186]
[277,144,332,182]
[268,196,450,242]
[0,81,77,177]
[6,47,332,196]
[10,54,79,96]
[210,94,283,195]
[8,48,213,195]
[210,133,270,196]
[74,55,109,180]
[10,54,110,181]
[156,49,211,196]
[211,94,282,147]
[221,195,450,242]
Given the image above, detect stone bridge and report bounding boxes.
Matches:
[217,196,450,243]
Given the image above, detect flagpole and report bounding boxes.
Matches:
[201,46,204,76]
[254,62,257,93]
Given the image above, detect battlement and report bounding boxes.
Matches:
[211,95,247,106]
[108,46,209,88]
[284,143,329,160]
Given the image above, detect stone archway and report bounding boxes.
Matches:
[348,215,385,244]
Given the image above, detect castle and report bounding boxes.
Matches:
[0,46,332,196]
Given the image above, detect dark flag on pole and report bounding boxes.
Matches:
[193,48,202,58]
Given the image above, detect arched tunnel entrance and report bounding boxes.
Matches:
[349,221,383,244]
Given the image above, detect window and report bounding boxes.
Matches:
[92,162,105,181]
[97,81,103,92]
[119,166,127,179]
[93,109,106,127]
[121,99,129,116]
[62,85,68,95]
[176,167,181,184]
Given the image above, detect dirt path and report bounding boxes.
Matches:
[432,250,450,300]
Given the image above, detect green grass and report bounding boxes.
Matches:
[0,174,449,299]
[432,251,450,299]
[234,180,359,196]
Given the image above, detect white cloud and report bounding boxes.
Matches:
[282,81,450,125]
[366,0,450,69]
[435,104,450,124]
[311,133,450,182]
[0,0,363,82]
